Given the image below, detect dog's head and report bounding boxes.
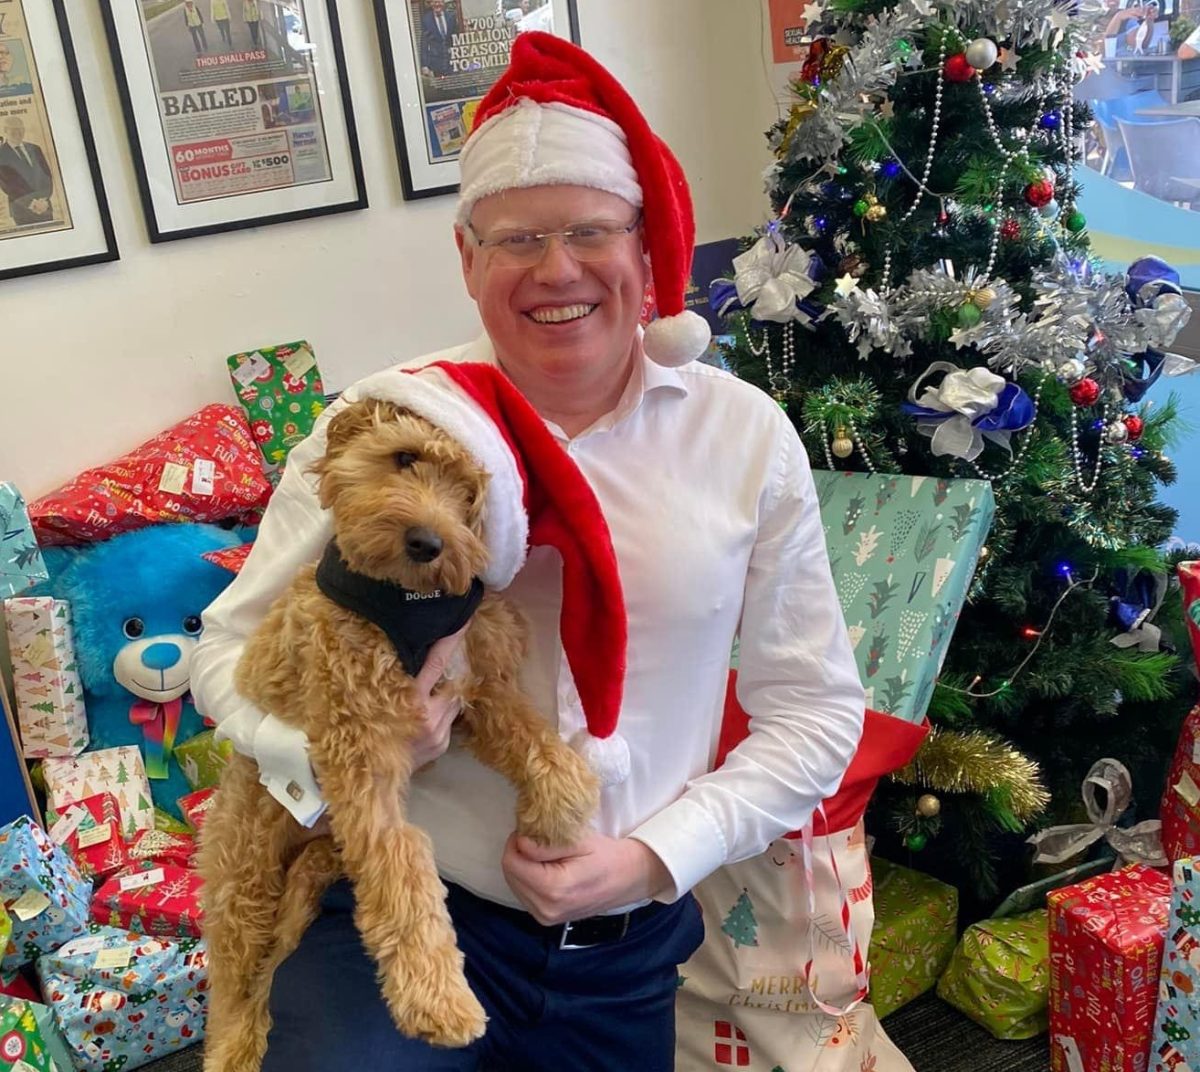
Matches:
[309,398,490,594]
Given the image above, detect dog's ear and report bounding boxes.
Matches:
[308,399,398,501]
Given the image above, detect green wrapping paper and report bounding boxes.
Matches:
[227,341,326,472]
[868,857,959,1018]
[174,730,232,791]
[937,909,1050,1039]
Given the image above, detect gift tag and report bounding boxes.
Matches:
[94,945,132,971]
[159,462,189,495]
[1176,771,1200,808]
[49,805,88,844]
[119,867,164,892]
[232,351,271,386]
[77,822,114,849]
[10,888,51,921]
[23,631,55,669]
[282,345,316,380]
[191,458,216,497]
[12,1060,39,1072]
[59,934,106,958]
[1192,732,1200,765]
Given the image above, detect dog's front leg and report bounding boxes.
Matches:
[311,672,487,1049]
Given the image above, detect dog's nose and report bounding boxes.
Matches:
[405,526,444,563]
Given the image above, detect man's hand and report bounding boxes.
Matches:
[501,830,673,925]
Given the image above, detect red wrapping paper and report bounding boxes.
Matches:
[127,830,196,869]
[178,787,216,833]
[1181,562,1199,670]
[1049,864,1171,1072]
[91,862,204,938]
[1162,705,1200,865]
[58,794,130,884]
[201,542,253,574]
[29,405,273,546]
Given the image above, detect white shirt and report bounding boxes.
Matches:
[191,335,865,910]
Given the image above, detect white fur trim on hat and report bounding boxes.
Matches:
[349,366,528,590]
[456,99,643,224]
[569,729,630,787]
[643,310,711,368]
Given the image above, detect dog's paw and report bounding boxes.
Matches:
[516,746,600,846]
[392,984,488,1049]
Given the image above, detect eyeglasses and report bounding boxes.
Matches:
[466,214,642,267]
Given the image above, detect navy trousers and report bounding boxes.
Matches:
[261,879,705,1071]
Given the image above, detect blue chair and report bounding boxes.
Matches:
[1117,116,1200,205]
[1091,89,1172,178]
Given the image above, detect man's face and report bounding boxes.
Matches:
[0,46,12,75]
[430,0,445,12]
[457,184,648,389]
[5,118,24,144]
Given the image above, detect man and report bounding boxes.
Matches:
[212,0,234,49]
[420,0,458,78]
[0,42,34,98]
[1180,20,1200,58]
[1103,0,1159,51]
[182,0,208,54]
[192,31,864,1072]
[0,116,53,227]
[243,0,262,49]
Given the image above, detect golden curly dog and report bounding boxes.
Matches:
[197,398,600,1072]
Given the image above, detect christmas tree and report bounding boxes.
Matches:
[721,889,759,947]
[717,0,1194,906]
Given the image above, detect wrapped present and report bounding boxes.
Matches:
[128,830,195,869]
[937,909,1050,1040]
[201,541,253,574]
[1181,562,1199,669]
[152,809,193,837]
[43,748,154,840]
[1162,705,1200,865]
[28,405,273,546]
[36,925,207,1071]
[3,598,89,759]
[92,863,202,938]
[177,788,215,834]
[0,910,7,968]
[227,341,326,472]
[0,971,39,1003]
[813,471,996,722]
[1151,858,1200,1071]
[868,856,958,1018]
[53,794,130,885]
[0,817,91,974]
[1049,863,1171,1072]
[174,730,232,792]
[0,997,59,1072]
[0,485,48,600]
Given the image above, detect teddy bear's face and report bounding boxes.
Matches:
[112,613,203,702]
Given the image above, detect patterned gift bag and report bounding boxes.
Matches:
[3,598,89,759]
[43,748,154,840]
[0,817,91,974]
[937,909,1050,1039]
[36,925,207,1071]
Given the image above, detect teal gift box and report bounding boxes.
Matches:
[1151,856,1200,1070]
[0,484,48,600]
[813,472,996,723]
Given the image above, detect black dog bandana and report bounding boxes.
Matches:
[314,541,484,676]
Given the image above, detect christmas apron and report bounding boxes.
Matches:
[676,680,929,1072]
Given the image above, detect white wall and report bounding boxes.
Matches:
[0,0,778,496]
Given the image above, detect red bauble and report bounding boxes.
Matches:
[802,38,830,84]
[1024,179,1055,208]
[1069,378,1101,406]
[1000,218,1021,240]
[944,53,976,82]
[1123,415,1145,441]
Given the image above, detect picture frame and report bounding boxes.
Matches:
[0,0,118,281]
[374,0,580,200]
[101,0,366,243]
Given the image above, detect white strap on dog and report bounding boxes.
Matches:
[798,804,870,1017]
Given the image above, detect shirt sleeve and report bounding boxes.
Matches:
[1187,23,1200,47]
[630,414,865,901]
[190,399,348,827]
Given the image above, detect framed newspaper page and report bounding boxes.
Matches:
[374,0,579,200]
[102,0,366,243]
[0,0,118,281]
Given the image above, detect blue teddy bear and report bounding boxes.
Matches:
[41,524,242,820]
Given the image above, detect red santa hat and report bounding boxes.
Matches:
[456,31,711,369]
[350,360,631,786]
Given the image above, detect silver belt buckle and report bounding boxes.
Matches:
[558,913,631,950]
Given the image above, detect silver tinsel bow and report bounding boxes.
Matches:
[833,286,912,359]
[1027,757,1167,868]
[893,265,1020,353]
[905,362,1018,461]
[730,229,819,323]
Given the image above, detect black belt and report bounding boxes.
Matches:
[447,882,668,950]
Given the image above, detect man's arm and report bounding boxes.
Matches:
[191,400,348,825]
[629,413,865,901]
[1180,24,1200,58]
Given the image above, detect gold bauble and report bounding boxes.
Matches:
[968,286,997,310]
[832,429,854,458]
[916,793,942,818]
[823,44,851,79]
[865,204,887,222]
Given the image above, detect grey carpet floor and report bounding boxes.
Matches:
[139,993,1051,1071]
